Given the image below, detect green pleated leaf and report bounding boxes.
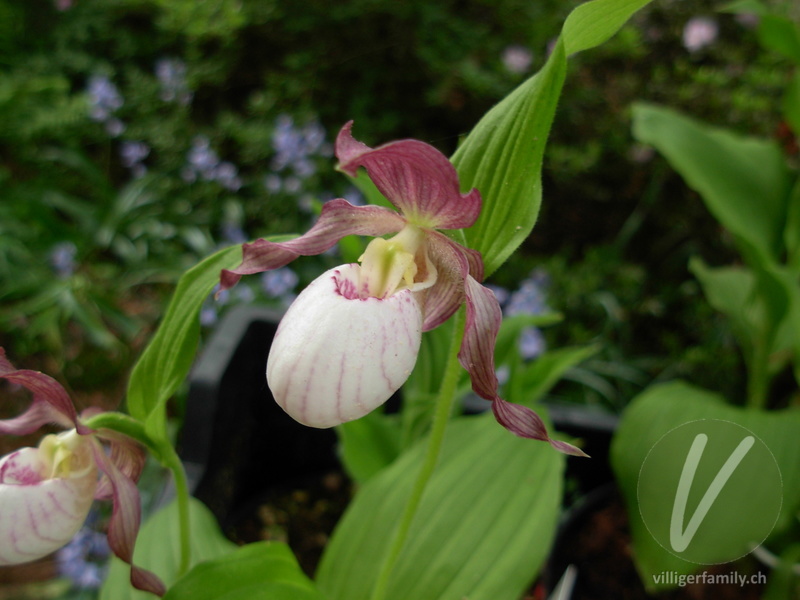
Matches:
[398,320,457,449]
[126,245,241,440]
[164,542,323,600]
[689,259,758,360]
[517,345,600,404]
[453,0,653,277]
[785,177,800,274]
[100,497,237,600]
[757,13,800,63]
[632,103,793,266]
[784,72,800,141]
[610,381,800,590]
[562,0,654,55]
[690,258,799,387]
[337,411,402,485]
[316,412,565,600]
[452,41,565,278]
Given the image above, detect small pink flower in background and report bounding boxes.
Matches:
[502,45,534,74]
[220,122,585,456]
[683,16,719,53]
[55,0,73,11]
[0,349,164,596]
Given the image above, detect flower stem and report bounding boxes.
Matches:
[370,307,466,600]
[83,412,192,573]
[162,444,192,575]
[747,340,770,409]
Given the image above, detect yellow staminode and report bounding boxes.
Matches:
[358,225,427,298]
[39,431,94,479]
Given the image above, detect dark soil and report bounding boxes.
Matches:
[545,486,767,600]
[223,469,352,577]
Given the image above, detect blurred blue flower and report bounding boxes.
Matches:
[188,136,219,177]
[221,222,247,244]
[270,115,328,183]
[200,286,230,327]
[500,269,551,360]
[261,267,298,298]
[185,136,242,190]
[155,58,193,105]
[214,161,243,191]
[87,74,123,122]
[236,284,255,304]
[120,140,150,178]
[56,526,110,590]
[485,284,510,307]
[49,242,77,278]
[342,185,365,206]
[200,306,218,327]
[519,326,546,360]
[264,174,282,193]
[87,74,126,137]
[505,280,549,316]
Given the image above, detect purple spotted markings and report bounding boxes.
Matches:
[219,122,586,456]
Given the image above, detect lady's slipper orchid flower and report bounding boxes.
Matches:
[0,349,165,596]
[220,122,585,456]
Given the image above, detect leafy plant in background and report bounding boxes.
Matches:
[0,0,776,401]
[612,2,800,597]
[0,1,656,599]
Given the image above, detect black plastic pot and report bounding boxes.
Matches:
[181,305,339,526]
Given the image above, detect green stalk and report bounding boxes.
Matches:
[83,412,160,456]
[85,411,192,573]
[161,443,193,576]
[370,307,466,600]
[747,340,770,409]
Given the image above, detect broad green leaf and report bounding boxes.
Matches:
[453,0,653,277]
[164,542,323,600]
[689,259,758,360]
[719,0,769,16]
[758,14,800,64]
[690,258,797,385]
[610,381,800,590]
[100,497,237,600]
[785,177,800,274]
[453,44,563,278]
[632,103,793,267]
[337,411,402,485]
[399,319,456,448]
[784,72,800,140]
[317,412,565,600]
[562,0,654,56]
[517,345,600,404]
[494,313,563,369]
[126,246,241,439]
[768,264,800,388]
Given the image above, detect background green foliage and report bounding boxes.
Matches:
[0,0,795,412]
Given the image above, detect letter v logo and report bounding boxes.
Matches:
[669,433,755,553]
